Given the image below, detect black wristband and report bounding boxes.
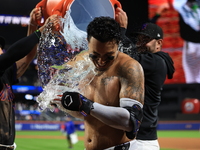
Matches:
[79,95,94,116]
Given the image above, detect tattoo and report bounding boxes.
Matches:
[118,60,144,104]
[101,76,115,85]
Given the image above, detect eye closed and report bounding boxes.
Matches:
[107,56,114,60]
[89,54,114,61]
[89,54,98,60]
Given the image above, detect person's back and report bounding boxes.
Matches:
[132,22,175,149]
[136,51,172,140]
[114,8,175,150]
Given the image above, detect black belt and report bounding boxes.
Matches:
[0,145,14,150]
[114,142,130,150]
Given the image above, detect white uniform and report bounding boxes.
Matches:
[173,0,200,83]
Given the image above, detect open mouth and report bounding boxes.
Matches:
[96,62,109,70]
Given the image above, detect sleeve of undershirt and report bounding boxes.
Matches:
[0,32,40,72]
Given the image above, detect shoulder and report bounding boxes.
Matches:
[118,52,141,66]
[117,52,144,78]
[139,52,165,68]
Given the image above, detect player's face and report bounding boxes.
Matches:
[88,37,118,71]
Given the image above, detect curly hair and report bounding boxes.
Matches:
[87,16,121,44]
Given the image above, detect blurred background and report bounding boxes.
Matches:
[0,0,199,129]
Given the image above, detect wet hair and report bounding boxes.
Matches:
[87,16,121,44]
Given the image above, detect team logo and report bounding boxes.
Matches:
[184,102,194,112]
[64,95,73,107]
[141,23,148,30]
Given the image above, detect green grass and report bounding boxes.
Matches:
[15,130,200,150]
[15,131,84,150]
[158,130,200,138]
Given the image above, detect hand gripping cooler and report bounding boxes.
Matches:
[35,0,122,27]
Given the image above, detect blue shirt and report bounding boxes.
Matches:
[65,121,75,135]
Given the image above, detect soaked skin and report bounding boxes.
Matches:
[60,37,144,150]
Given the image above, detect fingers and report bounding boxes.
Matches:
[35,7,42,20]
[115,7,128,28]
[45,15,61,31]
[52,94,63,101]
[30,7,42,26]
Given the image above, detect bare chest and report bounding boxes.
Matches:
[83,75,121,106]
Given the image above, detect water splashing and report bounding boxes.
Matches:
[37,54,96,112]
[36,10,94,112]
[37,9,88,87]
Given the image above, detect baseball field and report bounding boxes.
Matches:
[15,130,200,150]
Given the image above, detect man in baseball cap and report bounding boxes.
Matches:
[0,36,5,50]
[136,22,163,40]
[133,22,164,53]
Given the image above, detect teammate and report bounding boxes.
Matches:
[115,7,175,150]
[0,9,58,149]
[52,16,144,150]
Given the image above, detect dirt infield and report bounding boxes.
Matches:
[16,135,200,150]
[159,138,200,150]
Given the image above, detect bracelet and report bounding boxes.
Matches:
[30,23,37,27]
[34,30,41,39]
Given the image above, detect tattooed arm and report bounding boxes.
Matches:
[119,59,144,105]
[90,59,144,132]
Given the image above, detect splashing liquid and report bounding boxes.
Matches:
[37,10,88,88]
[36,0,116,112]
[36,10,96,112]
[37,54,96,112]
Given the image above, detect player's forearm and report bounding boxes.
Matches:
[90,102,133,132]
[0,32,40,71]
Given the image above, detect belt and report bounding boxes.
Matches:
[0,145,14,150]
[104,142,130,150]
[114,142,130,150]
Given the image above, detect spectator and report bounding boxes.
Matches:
[173,0,200,83]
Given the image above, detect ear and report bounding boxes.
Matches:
[157,39,163,46]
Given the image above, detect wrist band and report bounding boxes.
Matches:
[30,23,37,27]
[34,30,41,39]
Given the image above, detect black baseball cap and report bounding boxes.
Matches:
[135,22,163,40]
[0,36,5,49]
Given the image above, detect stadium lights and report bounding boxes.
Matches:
[25,94,34,100]
[12,85,43,94]
[0,14,44,26]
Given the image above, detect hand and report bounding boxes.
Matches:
[60,91,94,116]
[29,7,42,27]
[38,14,61,32]
[115,7,128,29]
